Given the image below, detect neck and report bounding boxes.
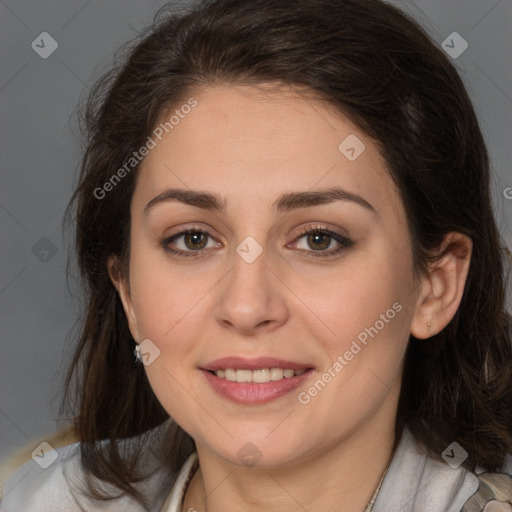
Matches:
[181,411,397,512]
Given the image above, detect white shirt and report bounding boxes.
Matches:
[1,422,511,511]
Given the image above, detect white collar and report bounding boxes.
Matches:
[159,452,199,512]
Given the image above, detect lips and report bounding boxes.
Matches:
[200,357,314,404]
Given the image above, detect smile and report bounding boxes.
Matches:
[212,368,307,383]
[202,368,313,404]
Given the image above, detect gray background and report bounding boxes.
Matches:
[0,0,511,462]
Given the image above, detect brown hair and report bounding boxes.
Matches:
[62,0,512,507]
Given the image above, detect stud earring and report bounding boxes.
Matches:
[427,322,431,328]
[134,343,143,364]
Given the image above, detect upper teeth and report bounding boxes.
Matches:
[215,368,306,383]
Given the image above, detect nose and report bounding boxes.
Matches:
[215,245,289,336]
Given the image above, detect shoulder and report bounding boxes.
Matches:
[0,441,84,511]
[461,455,512,512]
[0,422,178,512]
[374,429,512,512]
[0,425,78,502]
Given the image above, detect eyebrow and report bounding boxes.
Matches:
[144,187,376,215]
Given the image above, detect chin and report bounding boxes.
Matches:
[213,436,309,469]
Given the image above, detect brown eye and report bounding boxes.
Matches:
[292,226,353,258]
[305,232,332,251]
[162,229,219,258]
[182,231,208,250]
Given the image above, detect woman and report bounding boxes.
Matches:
[1,0,511,510]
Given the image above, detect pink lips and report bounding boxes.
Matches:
[200,357,314,404]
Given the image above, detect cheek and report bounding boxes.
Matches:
[296,240,414,391]
[304,258,409,339]
[297,277,411,428]
[127,246,212,342]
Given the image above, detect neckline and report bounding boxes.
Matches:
[363,463,389,512]
[159,452,199,512]
[160,450,389,512]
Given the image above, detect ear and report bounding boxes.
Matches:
[107,255,141,342]
[410,232,472,339]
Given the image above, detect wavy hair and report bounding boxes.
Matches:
[62,0,512,507]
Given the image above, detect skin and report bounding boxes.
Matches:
[110,84,472,512]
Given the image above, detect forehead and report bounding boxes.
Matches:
[133,84,401,221]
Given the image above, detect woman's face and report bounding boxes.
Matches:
[117,84,422,467]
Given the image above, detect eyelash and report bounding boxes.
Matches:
[161,224,353,259]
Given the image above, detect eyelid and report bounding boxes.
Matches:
[161,224,220,258]
[294,223,349,239]
[162,222,221,244]
[161,222,353,258]
[289,223,353,257]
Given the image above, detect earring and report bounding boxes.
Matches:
[134,343,143,364]
[427,322,431,328]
